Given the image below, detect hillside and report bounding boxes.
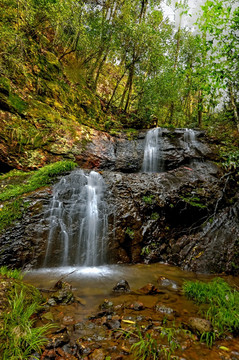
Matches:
[0,0,127,171]
[0,0,238,173]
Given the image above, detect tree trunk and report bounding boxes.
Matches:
[119,78,130,109]
[229,83,239,131]
[93,50,109,91]
[168,21,181,123]
[107,67,129,109]
[124,65,135,112]
[198,89,203,127]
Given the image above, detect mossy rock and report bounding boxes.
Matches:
[38,52,61,81]
[8,93,27,114]
[0,82,27,115]
[0,76,10,96]
[0,92,12,112]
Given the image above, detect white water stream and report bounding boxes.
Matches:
[142,127,163,173]
[43,170,108,267]
[184,128,197,150]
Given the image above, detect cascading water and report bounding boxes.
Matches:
[184,128,196,150]
[142,127,163,173]
[43,170,108,267]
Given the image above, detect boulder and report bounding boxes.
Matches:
[187,317,213,335]
[48,281,74,305]
[113,280,130,293]
[155,303,174,315]
[139,283,161,295]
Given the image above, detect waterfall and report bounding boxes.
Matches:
[43,170,108,267]
[142,127,163,173]
[184,128,196,150]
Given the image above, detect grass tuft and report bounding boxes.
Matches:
[183,278,239,335]
[0,289,53,359]
[0,267,55,359]
[116,324,188,360]
[0,266,23,280]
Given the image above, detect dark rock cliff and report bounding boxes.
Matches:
[0,128,238,274]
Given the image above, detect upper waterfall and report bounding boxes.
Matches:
[43,170,108,267]
[184,128,197,150]
[142,127,163,173]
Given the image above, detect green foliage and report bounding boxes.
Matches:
[221,150,239,172]
[183,278,239,335]
[0,266,23,280]
[8,93,27,114]
[141,242,158,257]
[151,212,159,221]
[0,287,54,359]
[125,227,135,239]
[0,161,77,202]
[197,0,239,127]
[117,325,186,360]
[0,200,27,233]
[142,195,155,205]
[200,331,216,348]
[141,245,150,256]
[179,195,206,209]
[0,76,10,93]
[131,331,159,360]
[0,161,76,232]
[0,0,238,149]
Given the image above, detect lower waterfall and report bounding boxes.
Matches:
[43,170,108,267]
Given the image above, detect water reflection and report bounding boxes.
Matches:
[24,263,214,299]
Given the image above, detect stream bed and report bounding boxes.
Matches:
[24,263,239,360]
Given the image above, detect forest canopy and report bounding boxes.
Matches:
[0,0,238,132]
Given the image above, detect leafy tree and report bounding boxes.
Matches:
[198,0,239,128]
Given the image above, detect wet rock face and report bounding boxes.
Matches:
[0,128,238,274]
[175,199,239,274]
[104,160,226,269]
[77,128,214,173]
[0,188,51,269]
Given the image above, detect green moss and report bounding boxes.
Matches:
[8,93,27,114]
[0,161,77,232]
[0,200,27,233]
[0,169,29,181]
[151,212,160,220]
[179,195,206,209]
[0,76,10,94]
[0,160,77,202]
[125,227,134,239]
[142,195,155,205]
